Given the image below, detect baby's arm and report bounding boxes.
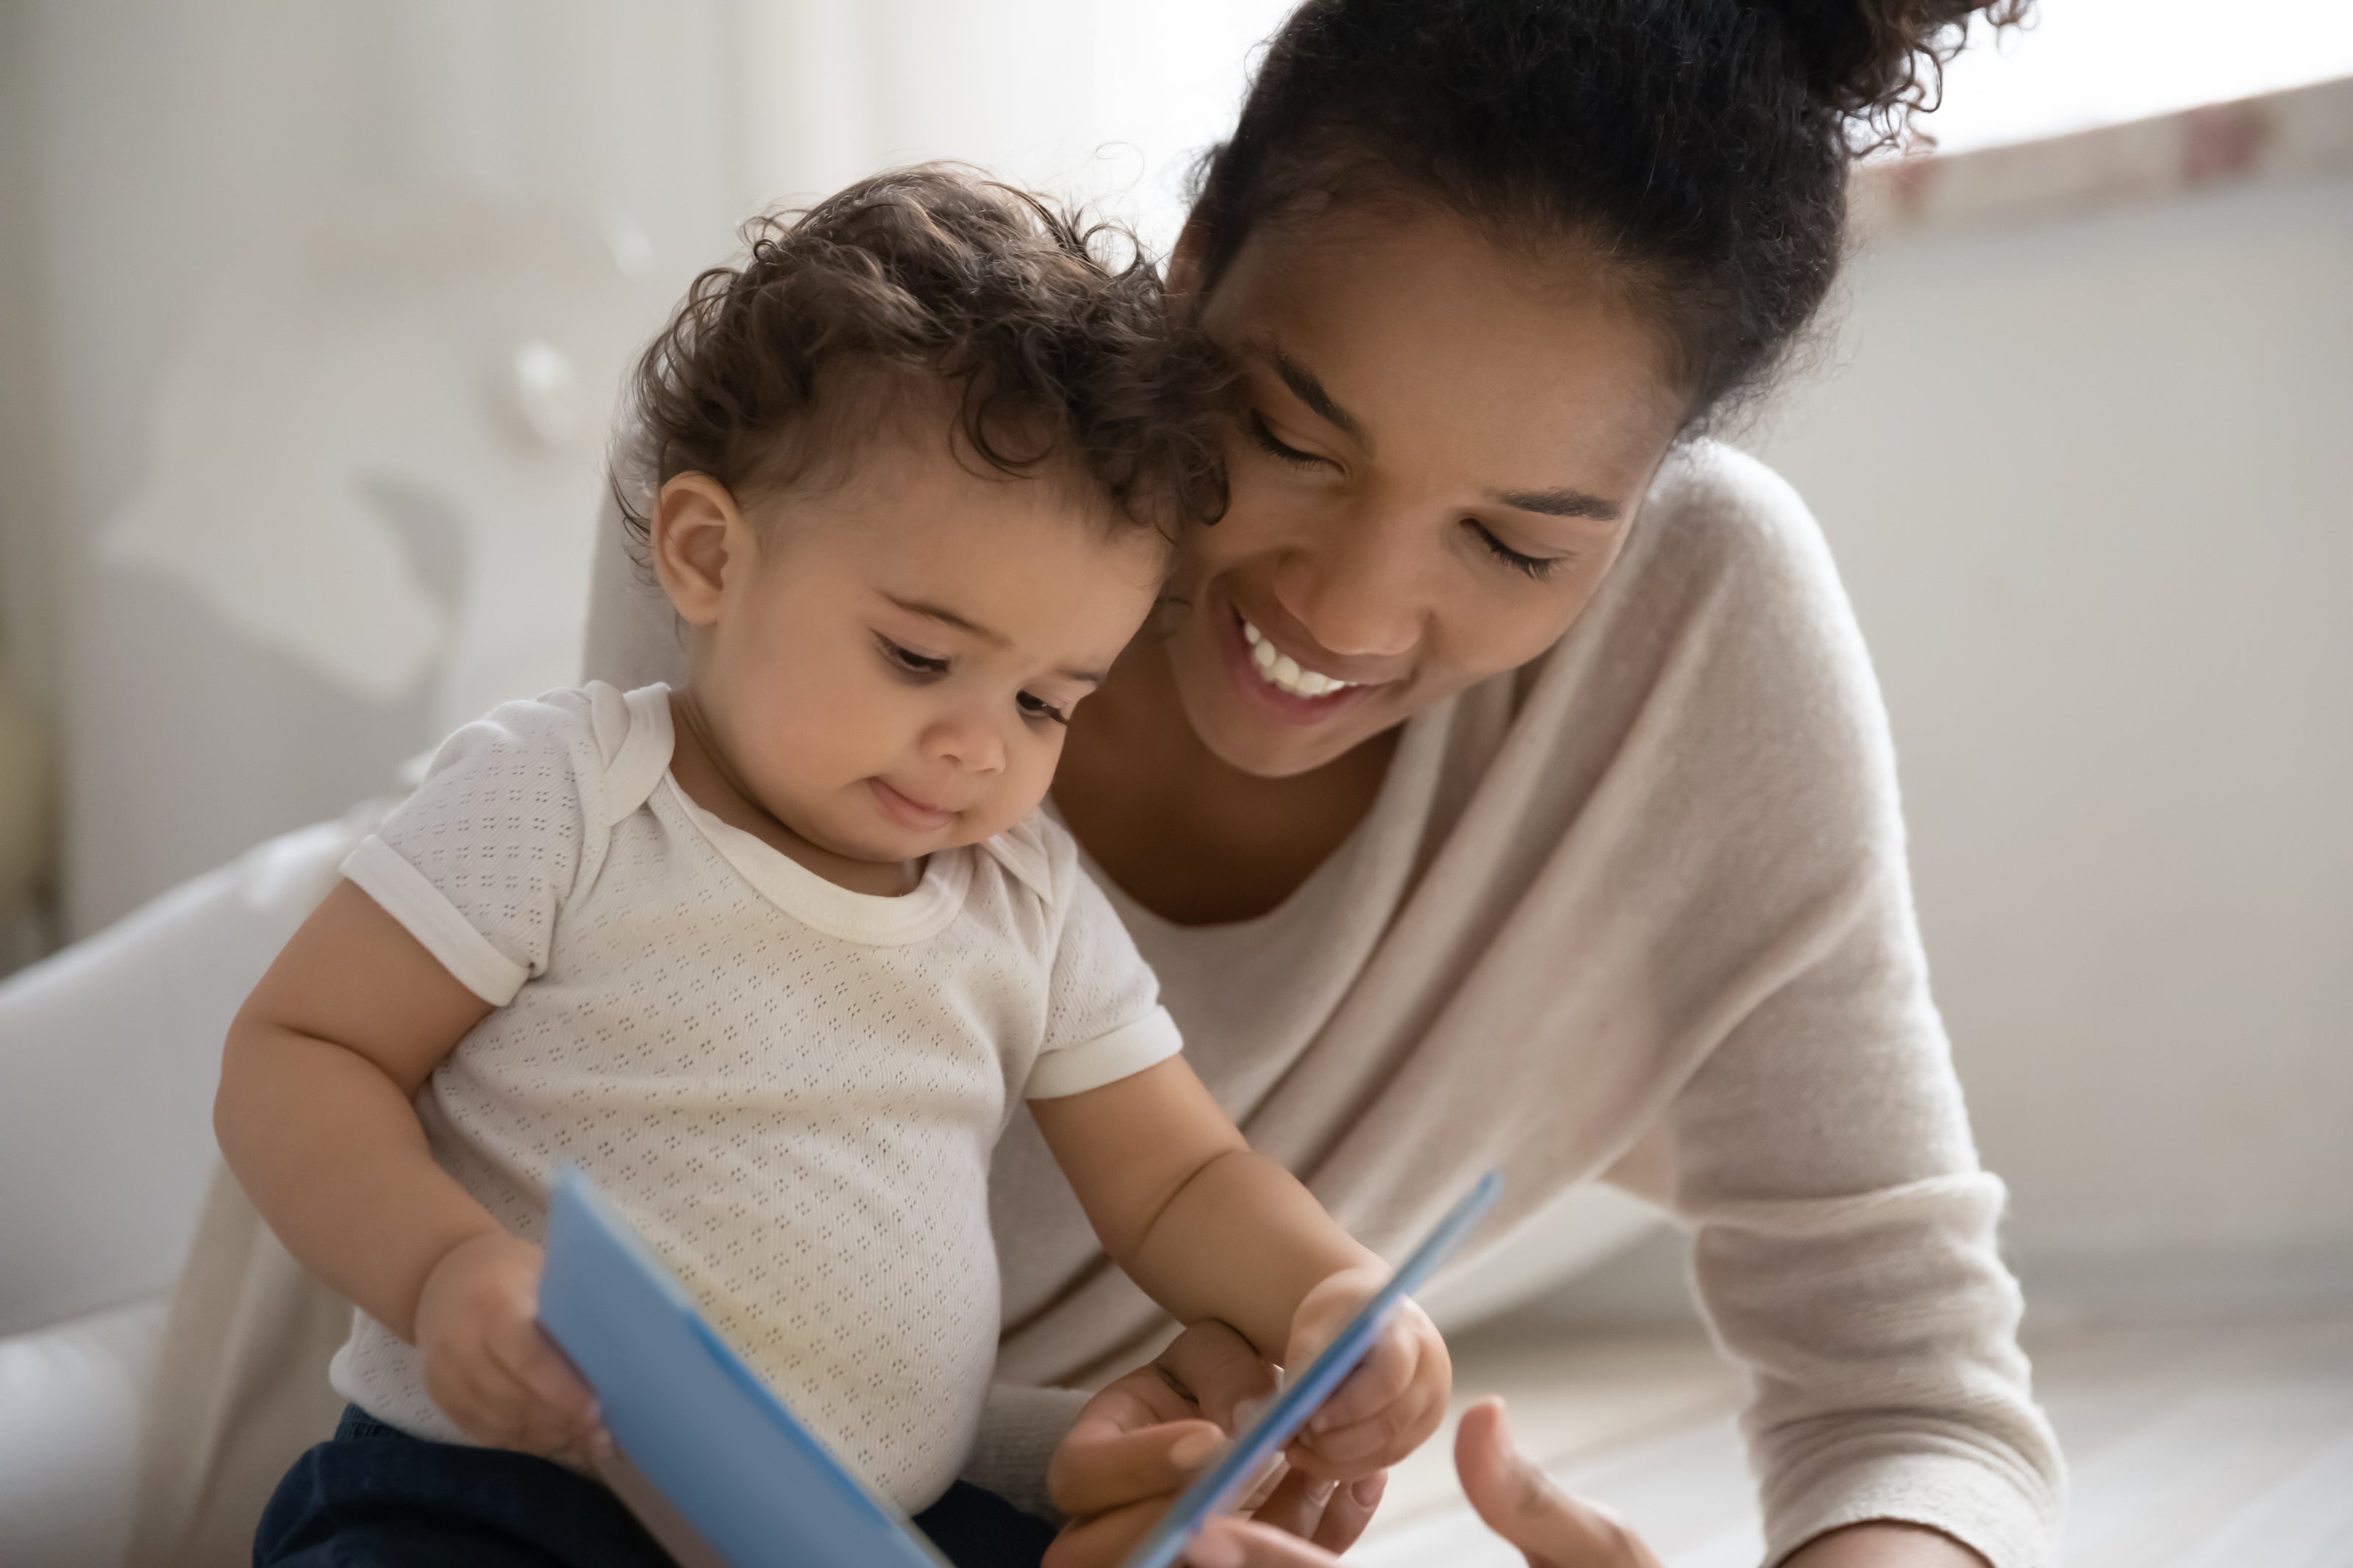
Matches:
[214,881,602,1458]
[1028,1059,1450,1479]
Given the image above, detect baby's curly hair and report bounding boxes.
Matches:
[616,165,1230,546]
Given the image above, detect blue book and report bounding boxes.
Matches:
[538,1164,1502,1568]
[538,1168,953,1568]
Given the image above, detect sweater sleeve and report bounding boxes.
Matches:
[955,1382,1093,1520]
[1635,453,2066,1567]
[1665,890,2066,1568]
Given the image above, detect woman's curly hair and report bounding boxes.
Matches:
[617,165,1230,545]
[1191,0,2032,429]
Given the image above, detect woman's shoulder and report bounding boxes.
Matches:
[1491,440,1902,848]
[1633,440,1850,615]
[1565,440,1880,703]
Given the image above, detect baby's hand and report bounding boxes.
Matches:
[1279,1267,1451,1481]
[414,1230,610,1461]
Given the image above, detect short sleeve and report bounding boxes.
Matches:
[1022,853,1182,1101]
[339,690,604,1006]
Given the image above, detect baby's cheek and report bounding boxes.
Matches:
[999,741,1065,819]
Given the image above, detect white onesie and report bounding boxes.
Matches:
[326,681,1181,1510]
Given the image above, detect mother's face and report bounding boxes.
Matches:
[1161,204,1689,778]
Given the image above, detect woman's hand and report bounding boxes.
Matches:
[1043,1320,1387,1568]
[1450,1399,1665,1567]
[413,1230,609,1461]
[1176,1397,1666,1568]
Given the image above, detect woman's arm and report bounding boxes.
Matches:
[214,880,602,1456]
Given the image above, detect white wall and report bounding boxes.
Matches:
[738,0,1293,251]
[3,0,1299,944]
[7,1,748,937]
[1747,171,2353,1306]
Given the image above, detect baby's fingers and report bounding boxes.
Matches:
[488,1318,608,1456]
[1289,1319,1448,1476]
[1302,1325,1415,1436]
[429,1356,557,1453]
[1285,1378,1443,1478]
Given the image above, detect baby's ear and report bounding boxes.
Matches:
[649,473,749,626]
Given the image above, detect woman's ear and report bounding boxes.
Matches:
[649,473,753,627]
[1168,214,1210,304]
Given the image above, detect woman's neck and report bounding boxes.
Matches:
[1054,644,1399,926]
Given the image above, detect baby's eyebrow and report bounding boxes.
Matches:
[885,593,1106,686]
[885,594,1009,648]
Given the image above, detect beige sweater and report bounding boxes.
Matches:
[597,437,2062,1563]
[131,443,2062,1567]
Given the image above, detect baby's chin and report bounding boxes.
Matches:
[812,800,1034,867]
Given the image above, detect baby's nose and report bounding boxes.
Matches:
[925,712,1007,775]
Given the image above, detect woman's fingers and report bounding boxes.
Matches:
[1243,1467,1333,1540]
[1049,1415,1226,1521]
[1043,1496,1171,1568]
[1180,1517,1347,1568]
[1313,1473,1386,1553]
[1454,1398,1665,1568]
[1155,1319,1282,1433]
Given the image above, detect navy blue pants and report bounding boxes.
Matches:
[256,1406,1057,1568]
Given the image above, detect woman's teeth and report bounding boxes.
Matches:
[1240,617,1357,699]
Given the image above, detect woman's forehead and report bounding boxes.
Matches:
[1202,204,1687,490]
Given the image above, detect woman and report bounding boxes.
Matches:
[593,1,2063,1563]
[141,0,2059,1564]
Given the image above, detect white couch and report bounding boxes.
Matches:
[0,812,375,1568]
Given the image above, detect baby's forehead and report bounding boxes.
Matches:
[771,443,1168,658]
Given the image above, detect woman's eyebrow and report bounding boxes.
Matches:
[1266,345,1367,445]
[1493,487,1621,522]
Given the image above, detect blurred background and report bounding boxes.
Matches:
[1,2,2348,1565]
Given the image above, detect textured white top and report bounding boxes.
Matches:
[326,681,1179,1509]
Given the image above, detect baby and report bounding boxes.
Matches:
[215,168,1448,1568]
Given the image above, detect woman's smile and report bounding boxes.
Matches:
[1220,599,1390,726]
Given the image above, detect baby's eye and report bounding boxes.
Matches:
[1016,691,1069,726]
[877,635,949,676]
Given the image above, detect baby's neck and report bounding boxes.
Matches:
[665,690,925,898]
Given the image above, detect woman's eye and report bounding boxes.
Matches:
[1016,691,1070,726]
[1465,520,1568,582]
[877,636,949,676]
[1246,411,1328,469]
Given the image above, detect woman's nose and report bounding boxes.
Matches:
[1269,502,1424,660]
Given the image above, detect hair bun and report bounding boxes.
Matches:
[1765,0,2029,135]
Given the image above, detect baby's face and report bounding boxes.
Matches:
[678,431,1168,867]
